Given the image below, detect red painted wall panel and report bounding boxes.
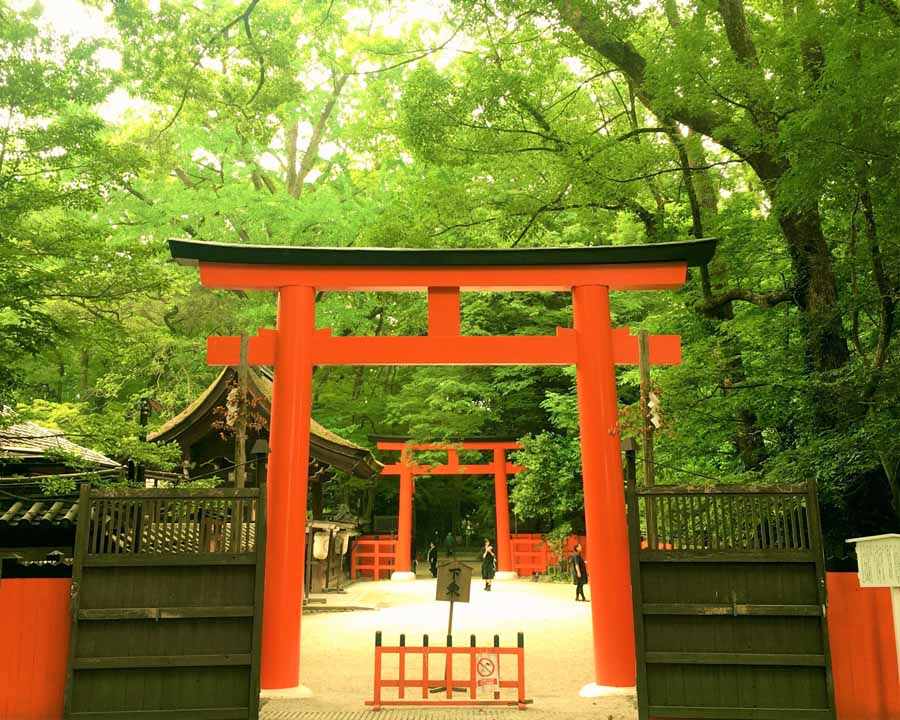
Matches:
[0,578,70,720]
[828,572,900,720]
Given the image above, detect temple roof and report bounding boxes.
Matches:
[169,238,717,268]
[148,367,382,479]
[0,419,119,468]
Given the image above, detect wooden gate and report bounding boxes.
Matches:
[63,485,266,720]
[626,478,836,720]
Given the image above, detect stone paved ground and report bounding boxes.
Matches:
[260,576,638,720]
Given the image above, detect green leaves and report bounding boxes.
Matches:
[3,0,897,551]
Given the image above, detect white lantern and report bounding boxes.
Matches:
[312,531,330,560]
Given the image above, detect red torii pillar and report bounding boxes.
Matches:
[170,237,716,693]
[395,449,414,580]
[377,439,523,579]
[493,447,515,578]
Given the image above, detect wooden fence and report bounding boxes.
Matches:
[64,486,266,720]
[627,480,836,720]
[0,578,70,720]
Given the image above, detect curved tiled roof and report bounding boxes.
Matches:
[147,367,381,478]
[0,420,119,468]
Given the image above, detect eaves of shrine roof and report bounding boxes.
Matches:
[147,367,382,479]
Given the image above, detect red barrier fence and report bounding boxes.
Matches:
[351,535,398,580]
[366,631,529,710]
[509,533,587,576]
[0,578,70,720]
[827,572,900,720]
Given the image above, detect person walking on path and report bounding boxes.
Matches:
[571,543,588,601]
[427,541,438,578]
[444,530,455,558]
[482,538,496,591]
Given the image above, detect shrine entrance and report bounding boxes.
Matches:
[373,438,523,579]
[169,238,716,693]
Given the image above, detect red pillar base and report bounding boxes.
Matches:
[390,572,417,582]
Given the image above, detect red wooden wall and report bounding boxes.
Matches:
[827,572,900,720]
[509,533,587,576]
[0,578,70,720]
[350,535,398,580]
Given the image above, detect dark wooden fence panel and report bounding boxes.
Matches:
[64,486,266,720]
[627,480,836,720]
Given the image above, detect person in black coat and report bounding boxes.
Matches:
[427,541,438,578]
[571,543,588,601]
[481,538,496,591]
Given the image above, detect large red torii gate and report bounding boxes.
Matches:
[374,438,524,579]
[169,237,716,694]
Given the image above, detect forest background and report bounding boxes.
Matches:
[1,0,898,564]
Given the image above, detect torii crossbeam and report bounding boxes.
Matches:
[169,238,717,693]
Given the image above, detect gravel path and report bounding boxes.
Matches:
[261,577,638,720]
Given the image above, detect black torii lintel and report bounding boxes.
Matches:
[169,238,717,268]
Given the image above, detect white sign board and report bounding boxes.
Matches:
[847,533,900,683]
[847,534,900,587]
[475,652,499,695]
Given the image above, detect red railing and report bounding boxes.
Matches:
[366,632,529,710]
[510,533,588,576]
[351,535,398,580]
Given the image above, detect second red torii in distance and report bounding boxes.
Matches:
[373,438,524,580]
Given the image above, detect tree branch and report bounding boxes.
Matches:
[877,0,900,25]
[551,0,754,165]
[717,0,760,68]
[696,287,794,315]
[290,71,349,199]
[617,126,667,142]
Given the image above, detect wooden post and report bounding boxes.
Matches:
[234,334,249,488]
[638,330,657,544]
[638,329,654,487]
[623,443,649,720]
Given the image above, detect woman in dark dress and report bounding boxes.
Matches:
[482,538,496,591]
[427,542,438,578]
[571,542,588,601]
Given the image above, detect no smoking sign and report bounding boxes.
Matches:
[475,652,500,693]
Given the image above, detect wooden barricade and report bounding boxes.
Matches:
[351,535,397,580]
[366,631,529,710]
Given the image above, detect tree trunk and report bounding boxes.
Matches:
[669,129,767,470]
[777,205,850,372]
[79,348,90,397]
[551,0,850,378]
